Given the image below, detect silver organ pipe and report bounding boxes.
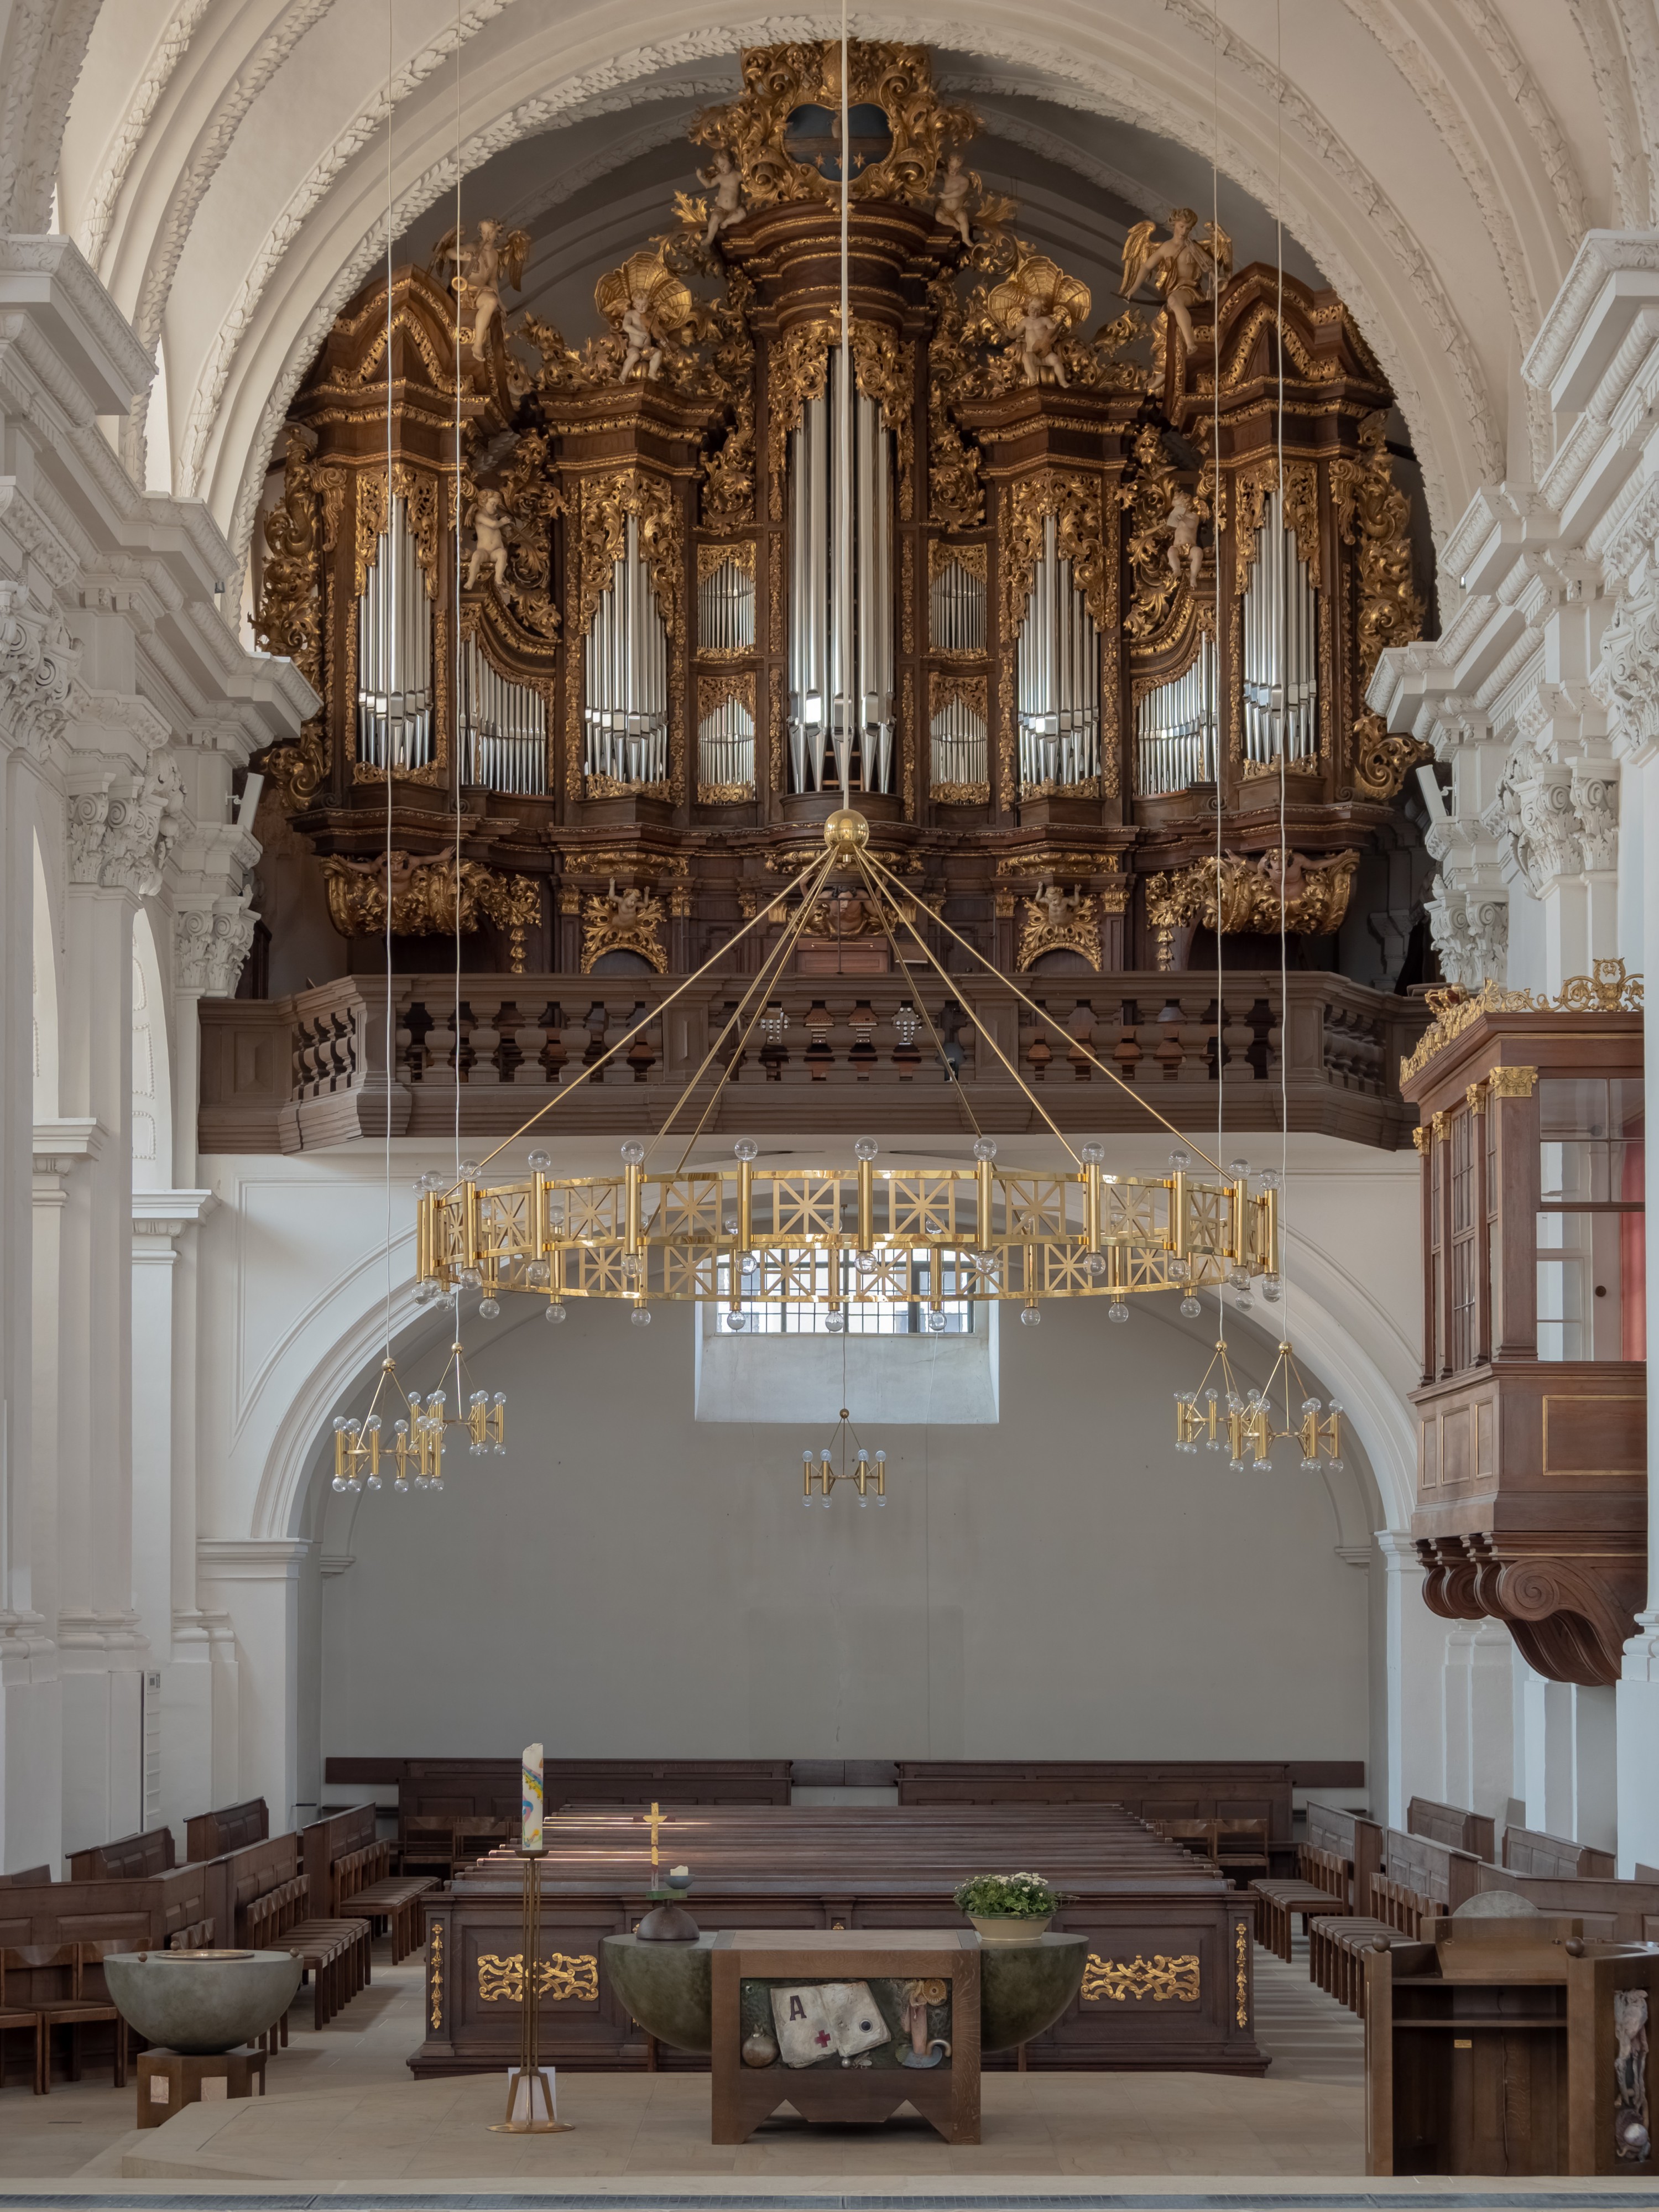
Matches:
[1241,486,1317,768]
[1015,513,1100,792]
[930,693,987,790]
[458,637,547,795]
[583,513,669,787]
[697,556,755,653]
[786,357,894,794]
[697,694,755,792]
[355,494,434,770]
[930,557,985,652]
[1134,634,1218,796]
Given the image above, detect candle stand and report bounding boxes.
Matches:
[489,1846,571,2133]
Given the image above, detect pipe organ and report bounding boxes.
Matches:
[257,38,1423,979]
[1136,635,1217,799]
[1015,513,1102,795]
[355,495,434,773]
[1240,488,1318,770]
[786,362,894,795]
[458,637,546,795]
[585,514,670,791]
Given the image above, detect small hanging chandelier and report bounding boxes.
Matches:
[332,1331,507,1496]
[801,1408,887,1507]
[1174,1336,1343,1473]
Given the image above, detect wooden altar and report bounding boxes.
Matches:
[410,1803,1261,2078]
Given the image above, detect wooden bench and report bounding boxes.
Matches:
[185,1798,269,1864]
[1311,1874,1445,2015]
[1249,1842,1354,1962]
[1474,1863,1659,1942]
[304,1804,432,1963]
[1406,1794,1496,1861]
[206,1834,369,2032]
[1501,1824,1618,1879]
[67,1828,176,1881]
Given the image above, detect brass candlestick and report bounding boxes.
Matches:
[490,1846,572,2133]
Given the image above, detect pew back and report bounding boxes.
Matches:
[1306,1802,1385,1908]
[1475,1862,1659,1941]
[203,1834,303,1948]
[1500,1825,1618,1879]
[1385,1828,1484,1909]
[303,1803,383,1916]
[0,1865,211,1965]
[1405,1795,1495,1860]
[186,1798,269,1863]
[67,1826,176,1881]
[894,1761,1319,1849]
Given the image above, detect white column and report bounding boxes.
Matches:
[1379,1531,1444,1828]
[196,1539,309,1830]
[1527,1672,1618,1849]
[1442,1619,1516,1824]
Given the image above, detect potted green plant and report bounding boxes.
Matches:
[952,1871,1068,1944]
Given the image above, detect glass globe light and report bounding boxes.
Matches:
[1180,1294,1202,1318]
[1084,1251,1107,1276]
[1229,1157,1250,1178]
[825,1312,846,1334]
[1302,1396,1323,1414]
[1020,1303,1041,1327]
[727,1312,748,1331]
[724,1214,739,1235]
[854,1138,879,1162]
[478,1297,499,1319]
[1080,1141,1105,1166]
[972,1136,998,1162]
[545,1302,566,1325]
[630,1307,653,1328]
[1259,1168,1281,1191]
[1262,1274,1282,1302]
[734,1138,758,1161]
[1236,1290,1254,1313]
[528,1149,550,1170]
[620,1139,645,1165]
[926,1309,947,1332]
[1168,1147,1191,1169]
[1107,1301,1129,1325]
[458,1161,480,1179]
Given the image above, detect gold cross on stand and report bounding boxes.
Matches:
[641,1799,667,1890]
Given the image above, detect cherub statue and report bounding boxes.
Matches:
[1119,207,1233,351]
[465,489,510,591]
[699,148,747,251]
[1039,880,1081,925]
[618,290,665,382]
[1255,848,1310,902]
[606,877,643,922]
[1165,486,1203,588]
[933,153,974,248]
[1015,305,1069,388]
[432,217,529,361]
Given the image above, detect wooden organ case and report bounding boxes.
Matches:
[1400,971,1647,1687]
[252,39,1429,984]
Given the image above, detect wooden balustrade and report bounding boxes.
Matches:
[202,972,1425,1153]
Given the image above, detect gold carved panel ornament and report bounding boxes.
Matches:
[1234,1922,1249,2028]
[1144,849,1358,941]
[1018,885,1102,972]
[581,883,669,973]
[1081,1954,1200,2004]
[1331,412,1428,798]
[926,269,985,530]
[355,463,443,599]
[765,322,915,522]
[477,1952,599,2005]
[429,1920,442,2031]
[323,851,540,946]
[1399,962,1642,1085]
[1234,458,1320,591]
[690,40,977,212]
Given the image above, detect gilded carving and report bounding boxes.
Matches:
[1235,458,1321,590]
[764,321,913,522]
[429,1920,442,2032]
[769,663,784,799]
[1119,211,1233,352]
[1018,885,1102,972]
[1144,849,1360,943]
[984,252,1092,388]
[1411,1125,1431,1155]
[901,665,915,820]
[691,41,977,211]
[431,218,529,362]
[926,269,984,529]
[1488,1065,1538,1099]
[901,535,914,655]
[697,667,757,802]
[768,533,784,654]
[1331,411,1428,798]
[581,883,669,973]
[698,540,757,584]
[322,851,541,942]
[1120,423,1212,655]
[1081,1953,1200,2004]
[1399,963,1644,1084]
[766,323,829,521]
[355,463,442,598]
[1557,958,1645,1011]
[476,1952,599,2005]
[255,426,324,689]
[1234,1922,1248,2029]
[701,270,759,527]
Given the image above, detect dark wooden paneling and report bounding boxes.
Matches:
[66,1827,178,1881]
[185,1798,269,1864]
[1501,1827,1618,1880]
[1407,1796,1496,1861]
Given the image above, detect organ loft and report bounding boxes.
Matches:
[250,39,1428,993]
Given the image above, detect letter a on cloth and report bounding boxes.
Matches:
[770,1981,889,2066]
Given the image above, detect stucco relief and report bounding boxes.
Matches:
[0,580,77,761]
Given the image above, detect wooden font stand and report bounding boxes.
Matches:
[489,1846,571,2133]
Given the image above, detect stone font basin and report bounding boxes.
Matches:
[102,1947,302,2054]
[600,1931,1087,2056]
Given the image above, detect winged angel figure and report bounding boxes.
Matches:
[1119,209,1233,349]
[432,218,530,362]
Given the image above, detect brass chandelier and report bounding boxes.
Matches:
[413,809,1281,1323]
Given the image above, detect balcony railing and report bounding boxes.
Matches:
[199,972,1427,1154]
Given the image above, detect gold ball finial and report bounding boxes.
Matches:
[823,807,870,853]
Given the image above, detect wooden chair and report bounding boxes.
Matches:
[0,1950,46,2093]
[399,1815,457,1880]
[27,1942,129,2091]
[1212,1818,1270,1886]
[1161,1818,1220,1869]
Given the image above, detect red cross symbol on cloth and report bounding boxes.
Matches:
[814,2029,831,2047]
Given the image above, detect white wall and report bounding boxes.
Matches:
[314,1286,1381,1770]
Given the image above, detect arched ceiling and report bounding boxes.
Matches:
[10,0,1655,587]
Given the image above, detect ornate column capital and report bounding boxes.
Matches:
[67,757,185,895]
[1594,581,1659,765]
[0,580,77,761]
[174,894,257,998]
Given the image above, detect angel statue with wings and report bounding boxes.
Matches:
[432,217,530,362]
[1119,208,1233,351]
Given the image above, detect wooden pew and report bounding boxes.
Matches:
[1475,1861,1659,1940]
[185,1798,268,1864]
[1501,1825,1618,1879]
[414,1802,1265,2079]
[894,1761,1315,1866]
[302,1803,433,1962]
[0,1865,213,2084]
[1313,1875,1446,2016]
[1405,1794,1495,1861]
[1385,1827,1484,1912]
[204,1834,369,2031]
[67,1827,176,1881]
[0,1866,52,1887]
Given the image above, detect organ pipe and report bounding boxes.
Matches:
[458,637,547,795]
[930,558,985,653]
[930,694,987,789]
[697,556,755,653]
[697,695,755,791]
[786,354,894,794]
[355,494,434,771]
[583,513,669,787]
[1015,513,1100,792]
[1241,486,1317,768]
[1135,634,1217,797]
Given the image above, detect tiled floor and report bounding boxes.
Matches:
[0,1934,1368,2184]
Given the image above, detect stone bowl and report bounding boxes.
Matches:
[599,1930,1088,2057]
[102,1947,302,2054]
